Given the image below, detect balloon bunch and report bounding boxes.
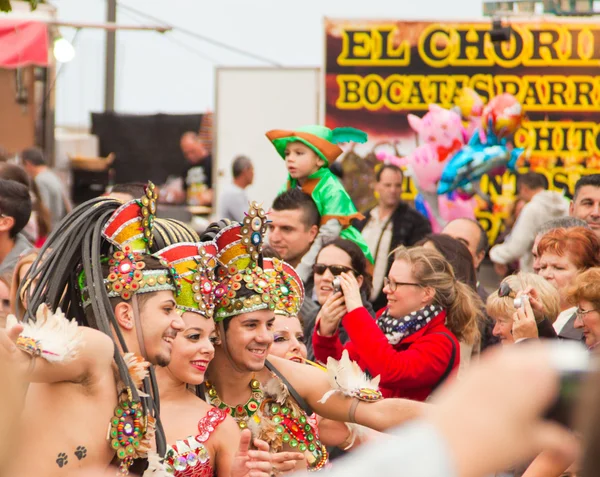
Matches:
[438,93,525,197]
[376,92,526,231]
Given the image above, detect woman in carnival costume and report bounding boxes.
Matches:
[263,257,379,454]
[152,241,291,477]
[12,184,185,476]
[201,203,426,473]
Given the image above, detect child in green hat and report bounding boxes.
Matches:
[266,125,374,281]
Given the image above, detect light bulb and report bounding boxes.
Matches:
[53,37,75,63]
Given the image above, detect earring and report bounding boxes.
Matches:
[123,315,134,330]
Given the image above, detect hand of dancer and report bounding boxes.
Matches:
[0,322,23,362]
[267,448,305,475]
[231,429,273,477]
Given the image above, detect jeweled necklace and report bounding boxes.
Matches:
[205,377,264,430]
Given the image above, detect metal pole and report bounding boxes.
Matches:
[104,0,117,111]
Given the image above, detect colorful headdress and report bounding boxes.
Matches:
[266,125,368,165]
[212,202,276,320]
[262,258,305,317]
[153,241,227,319]
[80,183,176,306]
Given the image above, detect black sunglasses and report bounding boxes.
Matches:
[498,282,517,299]
[313,263,357,276]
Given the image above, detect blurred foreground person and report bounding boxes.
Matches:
[318,342,580,477]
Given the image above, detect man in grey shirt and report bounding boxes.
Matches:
[21,147,70,229]
[217,155,254,222]
[0,179,32,290]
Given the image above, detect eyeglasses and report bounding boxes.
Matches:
[498,282,517,299]
[576,307,597,319]
[313,263,357,276]
[383,277,421,292]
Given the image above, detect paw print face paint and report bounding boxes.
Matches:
[74,446,87,460]
[56,453,68,467]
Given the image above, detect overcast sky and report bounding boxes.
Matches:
[52,0,483,127]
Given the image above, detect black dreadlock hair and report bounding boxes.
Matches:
[19,196,168,457]
[199,218,232,242]
[151,218,200,252]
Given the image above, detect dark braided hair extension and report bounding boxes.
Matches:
[199,219,232,243]
[18,196,167,457]
[151,218,199,252]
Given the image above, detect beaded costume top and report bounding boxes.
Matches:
[163,407,228,477]
[206,373,328,472]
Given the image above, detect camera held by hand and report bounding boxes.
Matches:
[332,277,342,295]
[514,294,529,309]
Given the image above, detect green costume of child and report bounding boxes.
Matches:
[266,125,374,265]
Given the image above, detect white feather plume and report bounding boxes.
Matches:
[143,451,170,477]
[6,303,83,362]
[318,350,381,404]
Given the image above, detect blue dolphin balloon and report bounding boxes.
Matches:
[437,120,524,196]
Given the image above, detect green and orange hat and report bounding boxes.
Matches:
[266,125,368,165]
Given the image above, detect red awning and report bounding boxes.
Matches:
[0,19,48,68]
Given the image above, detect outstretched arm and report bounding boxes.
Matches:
[4,319,114,385]
[267,355,425,432]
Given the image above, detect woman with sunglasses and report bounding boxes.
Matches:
[313,245,482,401]
[302,238,374,361]
[269,301,377,454]
[486,273,560,345]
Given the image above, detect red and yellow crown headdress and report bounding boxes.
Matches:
[80,183,176,305]
[263,258,304,317]
[153,241,227,319]
[212,202,277,320]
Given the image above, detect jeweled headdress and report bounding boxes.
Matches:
[263,258,304,317]
[154,241,227,319]
[212,202,276,320]
[80,183,176,306]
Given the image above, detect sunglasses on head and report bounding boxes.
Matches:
[498,282,517,299]
[313,263,357,276]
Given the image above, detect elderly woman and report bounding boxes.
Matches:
[566,267,600,351]
[537,227,600,336]
[486,272,560,344]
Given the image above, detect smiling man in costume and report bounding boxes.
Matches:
[3,185,185,477]
[202,203,424,473]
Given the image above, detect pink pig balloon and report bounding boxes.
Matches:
[402,104,466,193]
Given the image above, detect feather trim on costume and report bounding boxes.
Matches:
[143,451,170,477]
[318,350,383,404]
[331,127,368,145]
[138,414,156,456]
[264,377,289,405]
[123,352,151,392]
[7,304,83,363]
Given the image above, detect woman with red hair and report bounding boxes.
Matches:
[537,226,600,334]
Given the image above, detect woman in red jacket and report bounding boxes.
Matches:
[313,245,482,401]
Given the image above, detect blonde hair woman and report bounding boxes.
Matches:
[313,245,482,401]
[487,272,560,344]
